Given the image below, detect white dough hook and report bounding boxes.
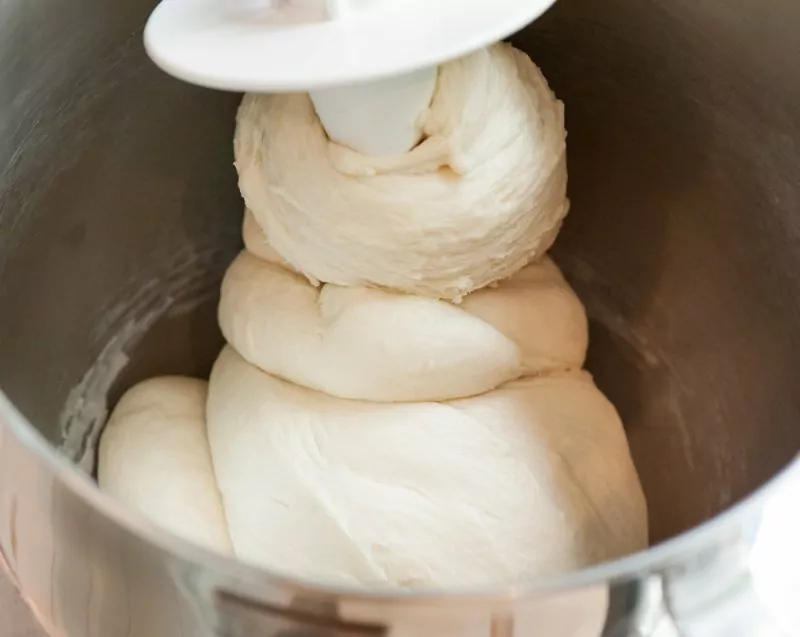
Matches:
[144,0,559,93]
[144,0,559,155]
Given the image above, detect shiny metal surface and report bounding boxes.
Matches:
[1,0,799,635]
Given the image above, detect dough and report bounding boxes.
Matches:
[235,43,569,301]
[219,249,588,402]
[242,208,294,269]
[98,42,649,588]
[206,346,648,588]
[97,377,233,554]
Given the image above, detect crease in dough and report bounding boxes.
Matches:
[97,377,233,554]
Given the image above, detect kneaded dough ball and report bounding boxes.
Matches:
[235,43,569,301]
[207,346,648,589]
[219,248,588,403]
[98,377,232,553]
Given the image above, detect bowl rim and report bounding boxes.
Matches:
[1,386,797,604]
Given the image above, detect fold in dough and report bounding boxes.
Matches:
[235,43,569,301]
[219,247,588,403]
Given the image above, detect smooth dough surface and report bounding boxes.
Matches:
[98,377,233,553]
[235,43,569,301]
[207,346,648,589]
[219,248,588,403]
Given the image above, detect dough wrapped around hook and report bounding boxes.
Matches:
[235,43,569,301]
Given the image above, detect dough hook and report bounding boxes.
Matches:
[144,0,559,155]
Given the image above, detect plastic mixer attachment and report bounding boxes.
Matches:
[144,0,559,154]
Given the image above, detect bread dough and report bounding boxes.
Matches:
[242,208,294,269]
[235,43,569,301]
[98,42,649,588]
[97,377,233,554]
[219,248,587,402]
[206,346,648,588]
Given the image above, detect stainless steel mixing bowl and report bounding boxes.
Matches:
[1,0,799,635]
